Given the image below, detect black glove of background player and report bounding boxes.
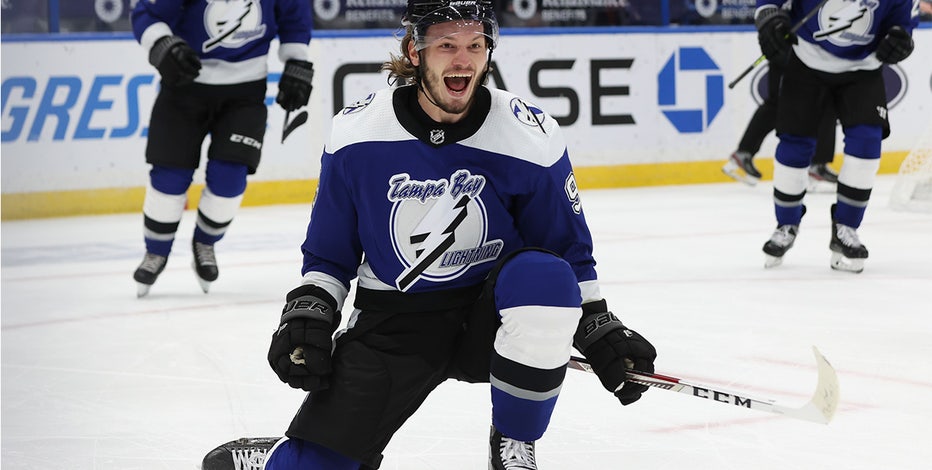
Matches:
[876,26,913,64]
[574,300,657,405]
[268,284,340,392]
[276,60,314,112]
[755,8,796,65]
[149,35,201,87]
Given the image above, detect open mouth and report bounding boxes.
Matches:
[444,74,472,95]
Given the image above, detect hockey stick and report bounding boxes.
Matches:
[569,345,839,424]
[727,0,831,89]
[201,348,838,470]
[281,109,308,143]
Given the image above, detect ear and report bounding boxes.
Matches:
[407,39,420,67]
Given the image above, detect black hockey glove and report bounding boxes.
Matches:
[755,8,796,64]
[876,26,913,64]
[149,35,201,87]
[268,284,341,392]
[574,300,657,405]
[276,60,315,112]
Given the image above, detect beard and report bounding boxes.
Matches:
[419,63,476,116]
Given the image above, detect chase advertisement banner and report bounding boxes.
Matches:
[3,29,931,196]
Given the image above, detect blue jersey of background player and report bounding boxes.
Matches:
[761,0,920,67]
[129,0,314,296]
[755,0,917,273]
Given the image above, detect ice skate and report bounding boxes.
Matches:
[134,252,167,297]
[192,240,219,293]
[762,224,798,268]
[201,437,278,470]
[808,163,838,193]
[722,151,762,186]
[829,205,868,273]
[489,426,537,470]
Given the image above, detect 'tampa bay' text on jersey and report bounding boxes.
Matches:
[301,85,600,302]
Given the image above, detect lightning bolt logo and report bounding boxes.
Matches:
[202,0,253,52]
[813,0,878,45]
[396,193,470,291]
[814,1,867,39]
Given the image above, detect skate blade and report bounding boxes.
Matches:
[764,254,784,268]
[136,282,152,298]
[197,277,212,294]
[830,252,865,273]
[191,259,216,294]
[722,161,759,186]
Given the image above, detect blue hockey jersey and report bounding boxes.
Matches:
[131,0,312,84]
[300,85,601,306]
[756,0,919,72]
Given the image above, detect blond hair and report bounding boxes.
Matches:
[382,27,418,86]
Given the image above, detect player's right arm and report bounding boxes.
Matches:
[268,147,362,392]
[299,149,363,299]
[131,0,200,87]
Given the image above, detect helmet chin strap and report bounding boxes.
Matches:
[481,49,493,84]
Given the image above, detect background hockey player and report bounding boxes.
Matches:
[755,0,917,272]
[722,59,839,189]
[130,0,314,296]
[263,1,657,468]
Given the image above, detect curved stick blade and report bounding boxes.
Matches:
[281,110,308,143]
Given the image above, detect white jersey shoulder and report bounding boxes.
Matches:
[462,87,567,168]
[325,88,409,154]
[325,87,567,168]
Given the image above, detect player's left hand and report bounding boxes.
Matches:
[573,300,657,405]
[876,26,913,64]
[276,60,314,112]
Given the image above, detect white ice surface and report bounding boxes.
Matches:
[2,177,931,469]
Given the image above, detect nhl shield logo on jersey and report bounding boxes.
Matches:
[813,0,879,46]
[430,129,445,145]
[202,0,267,53]
[387,170,503,291]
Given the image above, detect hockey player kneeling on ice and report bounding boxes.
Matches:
[755,0,917,273]
[130,0,315,297]
[262,1,657,468]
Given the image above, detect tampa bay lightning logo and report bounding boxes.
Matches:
[202,0,267,53]
[342,93,375,115]
[510,98,547,133]
[387,170,503,291]
[813,0,878,46]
